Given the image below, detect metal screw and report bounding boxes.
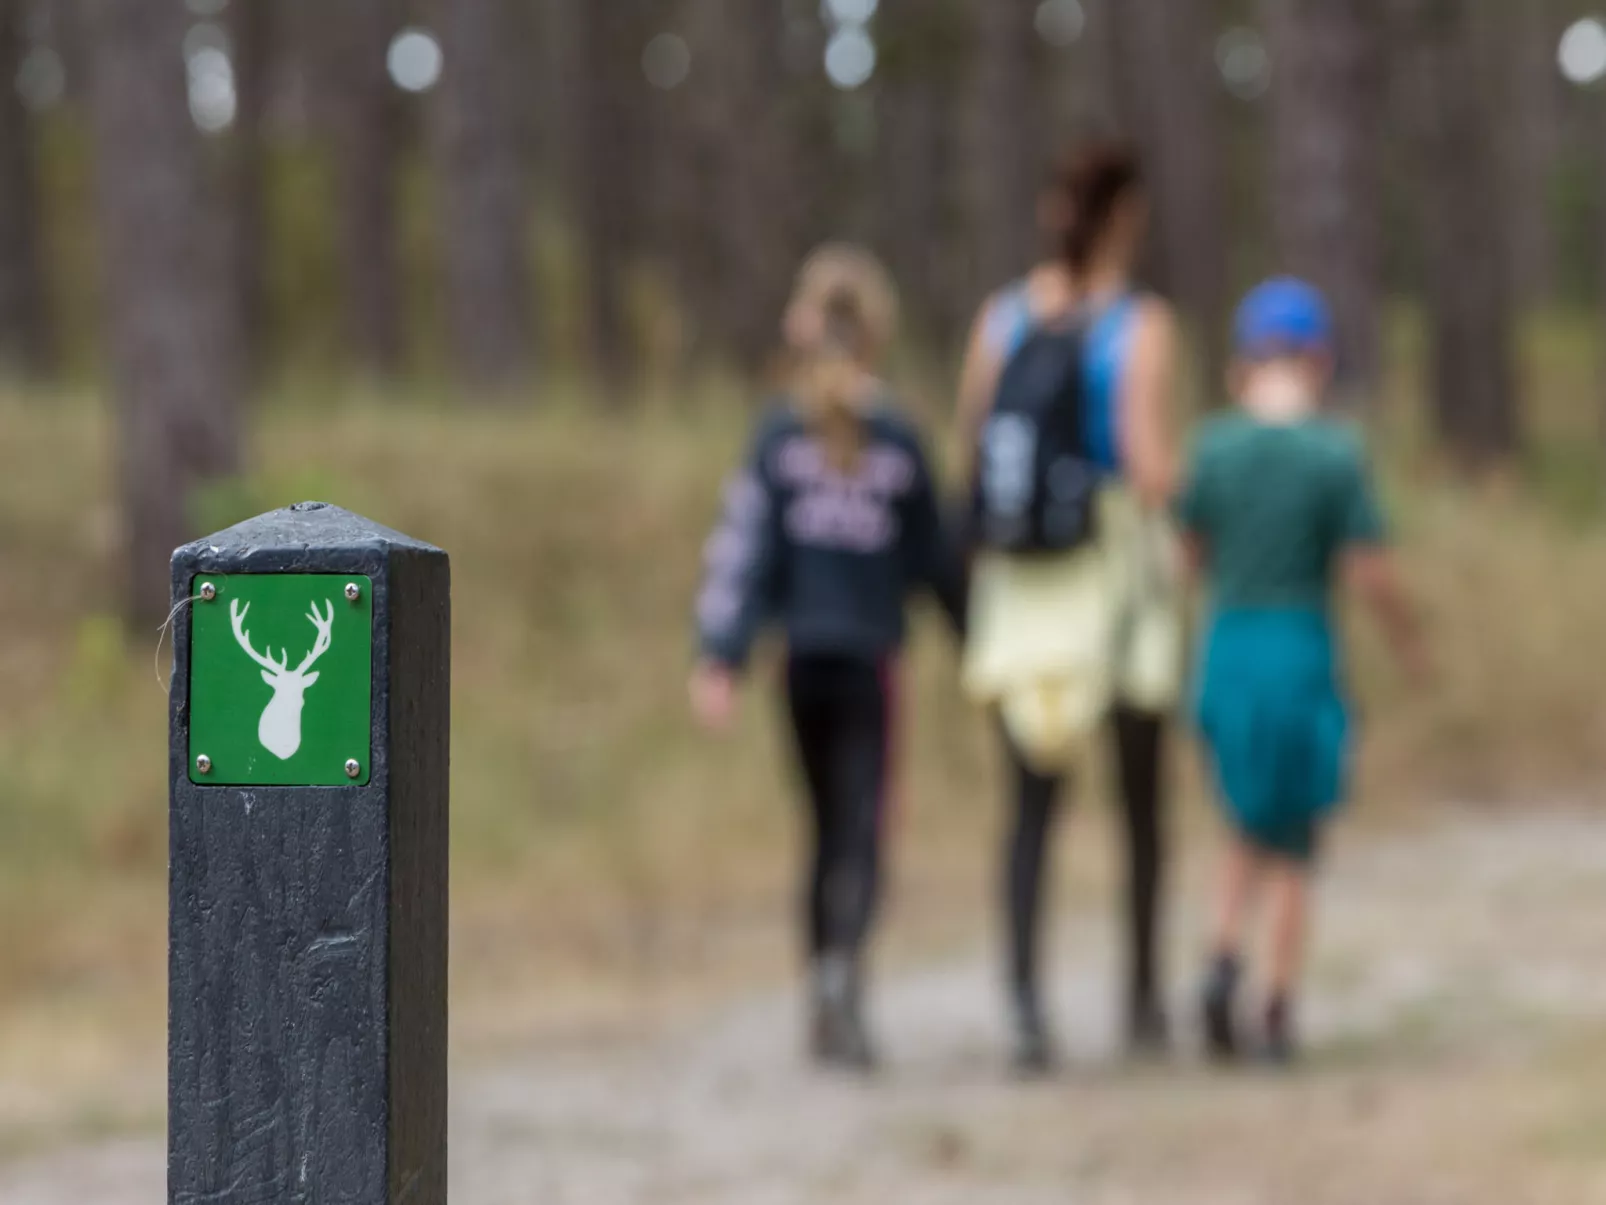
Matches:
[196,754,213,775]
[344,759,361,779]
[199,582,217,602]
[344,582,362,603]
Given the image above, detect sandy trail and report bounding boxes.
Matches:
[7,810,1606,1204]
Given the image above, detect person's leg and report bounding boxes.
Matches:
[1002,733,1065,1071]
[1111,704,1168,1046]
[820,661,891,957]
[1212,835,1261,958]
[1263,855,1312,1063]
[784,657,844,1062]
[810,659,891,1070]
[1202,835,1261,1060]
[784,658,835,963]
[1265,860,1310,998]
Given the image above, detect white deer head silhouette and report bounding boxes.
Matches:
[230,598,335,760]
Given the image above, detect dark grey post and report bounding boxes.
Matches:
[168,502,449,1205]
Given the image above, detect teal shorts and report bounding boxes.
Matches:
[1195,609,1351,863]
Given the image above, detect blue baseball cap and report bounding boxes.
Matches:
[1234,277,1334,360]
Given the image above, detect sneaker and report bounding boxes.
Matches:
[1200,953,1241,1062]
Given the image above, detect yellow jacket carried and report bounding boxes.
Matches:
[962,486,1185,773]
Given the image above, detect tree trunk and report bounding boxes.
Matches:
[874,0,964,348]
[965,0,1042,296]
[0,0,53,376]
[875,70,945,342]
[431,0,534,394]
[1082,0,1125,134]
[705,0,809,374]
[225,0,273,382]
[569,0,643,400]
[1394,0,1519,468]
[646,4,721,370]
[1262,0,1386,401]
[82,0,241,628]
[312,0,404,377]
[1107,0,1230,395]
[1596,94,1606,447]
[1505,0,1561,310]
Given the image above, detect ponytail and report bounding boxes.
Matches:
[799,349,867,473]
[1054,142,1142,273]
[784,244,900,472]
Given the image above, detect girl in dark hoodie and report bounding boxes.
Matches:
[691,246,964,1071]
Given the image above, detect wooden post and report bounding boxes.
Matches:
[167,502,449,1205]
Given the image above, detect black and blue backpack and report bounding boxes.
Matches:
[971,317,1104,555]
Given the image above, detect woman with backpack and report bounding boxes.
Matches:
[690,245,965,1072]
[956,143,1183,1073]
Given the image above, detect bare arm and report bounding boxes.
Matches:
[1117,300,1181,509]
[1346,547,1429,682]
[1179,532,1207,579]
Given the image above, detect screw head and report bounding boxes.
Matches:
[198,582,217,602]
[344,582,362,603]
[195,754,213,775]
[344,758,362,779]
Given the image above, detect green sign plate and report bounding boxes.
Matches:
[188,574,373,786]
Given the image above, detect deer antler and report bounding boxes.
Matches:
[295,600,335,674]
[230,599,290,675]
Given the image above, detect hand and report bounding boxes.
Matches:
[1152,522,1189,590]
[689,663,737,731]
[1400,637,1434,690]
[1390,620,1433,690]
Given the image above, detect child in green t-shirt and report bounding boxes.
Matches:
[1176,278,1426,1063]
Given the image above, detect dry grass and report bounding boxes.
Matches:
[0,346,1603,1127]
[0,383,1001,1111]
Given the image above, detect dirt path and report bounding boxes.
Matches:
[7,811,1606,1204]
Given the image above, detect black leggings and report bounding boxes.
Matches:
[785,654,893,960]
[1005,705,1167,1016]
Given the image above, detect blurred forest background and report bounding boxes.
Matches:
[2,0,1606,620]
[5,0,1606,1168]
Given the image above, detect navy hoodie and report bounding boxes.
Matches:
[696,397,965,669]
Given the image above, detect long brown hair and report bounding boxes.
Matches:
[785,244,899,472]
[1051,141,1143,273]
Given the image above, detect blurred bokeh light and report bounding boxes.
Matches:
[387,27,444,95]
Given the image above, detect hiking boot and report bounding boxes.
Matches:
[806,992,830,1064]
[1262,995,1298,1067]
[1126,999,1170,1060]
[1200,953,1242,1063]
[1010,987,1057,1077]
[814,951,877,1072]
